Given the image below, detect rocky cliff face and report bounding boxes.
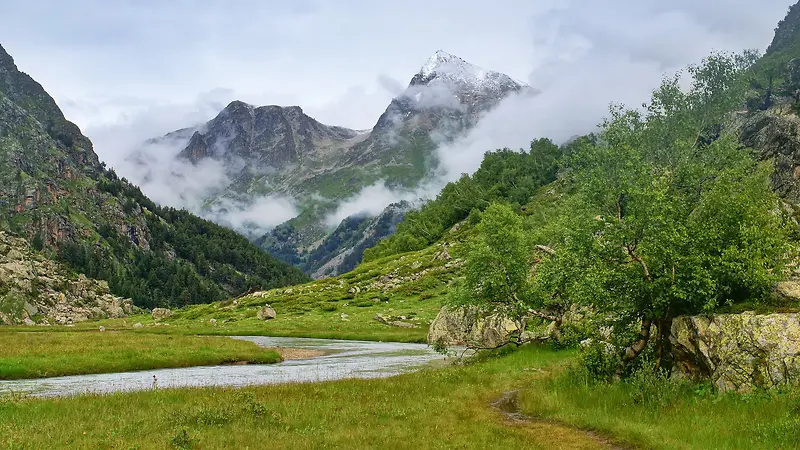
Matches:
[0,231,135,325]
[146,51,531,276]
[0,44,150,250]
[737,103,800,203]
[178,102,362,170]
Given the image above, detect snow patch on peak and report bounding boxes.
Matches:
[416,50,529,91]
[420,50,488,80]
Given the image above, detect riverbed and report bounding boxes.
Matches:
[0,336,453,398]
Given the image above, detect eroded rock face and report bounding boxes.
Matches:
[736,104,800,203]
[670,312,800,392]
[427,306,520,349]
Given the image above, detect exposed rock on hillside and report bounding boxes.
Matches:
[737,103,800,203]
[0,231,135,325]
[257,304,276,320]
[670,312,800,392]
[427,306,522,349]
[151,308,172,321]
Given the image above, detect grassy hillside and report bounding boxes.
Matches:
[82,227,469,342]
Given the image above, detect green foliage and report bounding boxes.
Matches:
[53,170,310,309]
[445,51,795,377]
[626,357,686,409]
[364,138,561,261]
[451,203,532,317]
[532,53,792,374]
[577,342,620,382]
[30,232,44,251]
[169,429,195,450]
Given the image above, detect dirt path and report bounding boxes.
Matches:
[491,390,632,450]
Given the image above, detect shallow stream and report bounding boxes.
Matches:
[0,336,452,398]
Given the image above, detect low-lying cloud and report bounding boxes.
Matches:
[325,182,430,227]
[87,91,301,236]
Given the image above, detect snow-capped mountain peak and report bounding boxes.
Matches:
[420,50,486,80]
[414,50,529,90]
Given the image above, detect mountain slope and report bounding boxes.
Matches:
[145,50,532,277]
[738,1,800,204]
[0,43,308,310]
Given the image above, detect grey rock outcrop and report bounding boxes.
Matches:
[427,306,521,349]
[374,313,417,329]
[151,308,172,321]
[737,104,800,203]
[257,305,277,321]
[670,312,800,392]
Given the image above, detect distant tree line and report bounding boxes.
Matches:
[363,138,562,262]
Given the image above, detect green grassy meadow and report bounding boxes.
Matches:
[49,244,460,344]
[0,331,281,380]
[1,345,797,449]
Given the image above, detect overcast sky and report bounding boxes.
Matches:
[1,1,793,134]
[0,0,794,231]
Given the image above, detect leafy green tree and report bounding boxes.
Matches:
[780,58,800,105]
[537,52,792,374]
[452,203,533,320]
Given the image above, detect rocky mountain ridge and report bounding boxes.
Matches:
[143,50,532,277]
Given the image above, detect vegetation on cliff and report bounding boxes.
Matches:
[451,52,795,379]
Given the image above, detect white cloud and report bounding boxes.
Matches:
[207,195,299,237]
[325,183,420,227]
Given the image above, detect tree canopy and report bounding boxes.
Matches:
[455,52,794,374]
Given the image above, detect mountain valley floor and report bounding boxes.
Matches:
[0,344,797,450]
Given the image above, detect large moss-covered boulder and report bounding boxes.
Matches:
[670,312,800,392]
[257,305,277,321]
[427,306,521,349]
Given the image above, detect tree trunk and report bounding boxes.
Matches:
[616,317,653,378]
[551,317,563,342]
[655,317,673,372]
